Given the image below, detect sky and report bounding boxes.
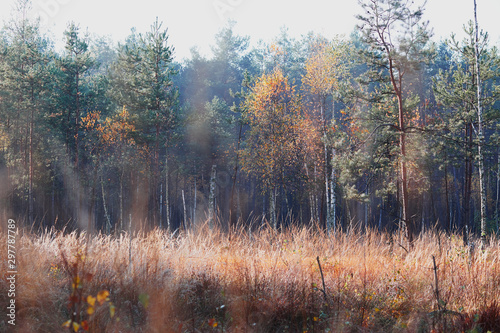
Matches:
[0,0,499,61]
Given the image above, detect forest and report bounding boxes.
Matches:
[2,1,500,247]
[2,0,500,332]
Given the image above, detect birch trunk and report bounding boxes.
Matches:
[327,148,336,235]
[159,183,162,229]
[182,189,187,230]
[208,165,216,229]
[270,186,277,230]
[165,151,170,231]
[193,176,197,229]
[474,0,487,247]
[101,177,112,234]
[119,168,124,232]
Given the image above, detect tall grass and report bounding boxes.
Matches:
[1,224,499,332]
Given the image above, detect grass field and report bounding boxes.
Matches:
[1,224,500,332]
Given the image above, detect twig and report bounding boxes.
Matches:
[432,255,448,331]
[397,242,409,254]
[432,256,440,309]
[316,256,328,305]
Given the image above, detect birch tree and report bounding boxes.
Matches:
[303,37,353,234]
[241,68,317,229]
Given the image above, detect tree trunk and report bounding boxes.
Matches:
[75,71,80,170]
[463,124,473,245]
[398,93,412,246]
[159,183,163,228]
[270,186,277,230]
[474,0,487,248]
[165,150,170,231]
[119,168,124,232]
[152,123,160,225]
[229,122,243,228]
[101,176,112,234]
[389,62,413,246]
[182,189,187,230]
[328,148,336,235]
[88,159,98,234]
[193,174,197,230]
[314,165,319,223]
[496,148,500,233]
[208,165,217,229]
[28,100,34,226]
[444,159,450,231]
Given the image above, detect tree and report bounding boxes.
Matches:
[175,23,252,228]
[59,22,96,168]
[57,23,96,229]
[109,18,177,228]
[302,36,354,233]
[473,0,486,248]
[0,0,51,225]
[82,107,141,232]
[433,22,500,244]
[241,68,318,229]
[356,0,432,245]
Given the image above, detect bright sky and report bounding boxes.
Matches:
[1,0,499,61]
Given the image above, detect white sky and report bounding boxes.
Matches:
[1,0,499,61]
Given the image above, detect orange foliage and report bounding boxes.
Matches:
[241,68,320,190]
[81,107,138,153]
[303,38,353,97]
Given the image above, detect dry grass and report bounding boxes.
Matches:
[1,224,500,332]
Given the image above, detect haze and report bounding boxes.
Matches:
[1,0,499,60]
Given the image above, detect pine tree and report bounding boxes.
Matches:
[356,0,432,245]
[433,21,500,244]
[0,0,51,225]
[108,18,177,228]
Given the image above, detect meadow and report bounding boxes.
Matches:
[1,224,500,332]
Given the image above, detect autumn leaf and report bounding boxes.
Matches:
[109,303,116,318]
[97,290,110,305]
[81,320,89,331]
[208,318,217,328]
[72,276,81,290]
[87,295,96,307]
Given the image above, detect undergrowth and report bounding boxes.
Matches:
[1,224,499,332]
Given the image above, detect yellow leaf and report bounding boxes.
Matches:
[110,304,116,318]
[97,290,110,305]
[72,276,81,290]
[87,295,96,307]
[73,321,80,332]
[313,317,318,321]
[62,320,72,328]
[87,306,94,315]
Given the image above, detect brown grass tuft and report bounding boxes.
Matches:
[1,225,499,332]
